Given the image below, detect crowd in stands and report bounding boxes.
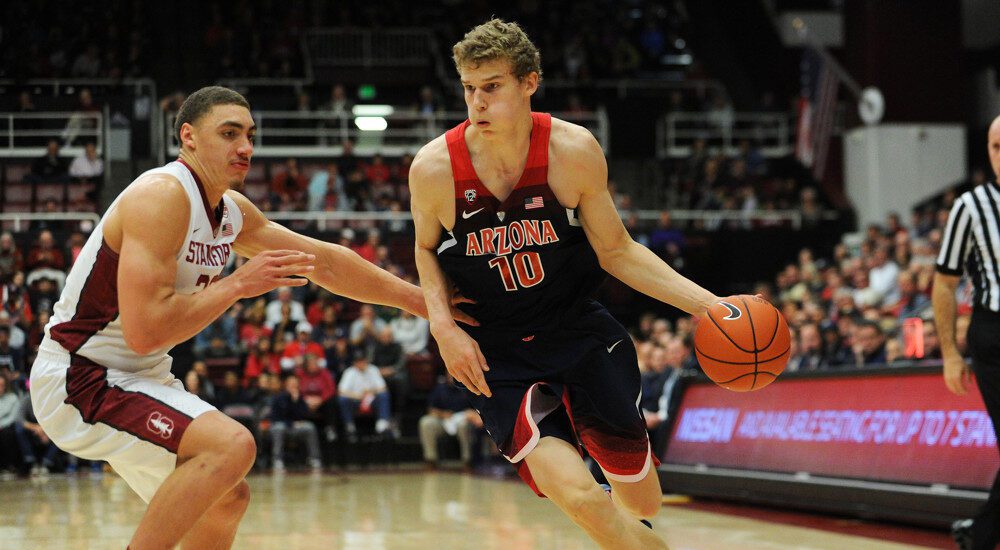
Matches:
[632,195,969,457]
[0,166,972,476]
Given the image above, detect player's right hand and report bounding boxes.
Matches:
[435,325,491,397]
[231,250,315,298]
[943,351,971,396]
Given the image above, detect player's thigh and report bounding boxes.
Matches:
[523,436,597,498]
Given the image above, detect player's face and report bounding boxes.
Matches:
[459,59,538,137]
[186,104,256,190]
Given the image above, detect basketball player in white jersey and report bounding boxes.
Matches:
[29,86,470,549]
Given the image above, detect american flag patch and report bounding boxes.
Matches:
[221,223,234,237]
[524,196,543,210]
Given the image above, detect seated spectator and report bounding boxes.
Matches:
[281,321,326,371]
[27,276,60,318]
[265,286,305,329]
[25,230,67,291]
[350,304,386,350]
[326,336,355,377]
[786,322,826,372]
[918,319,942,360]
[238,300,271,348]
[390,309,430,358]
[0,326,26,389]
[338,351,392,438]
[214,370,256,432]
[370,326,407,412]
[269,375,323,473]
[308,163,348,212]
[889,271,930,320]
[15,390,62,476]
[271,157,307,206]
[25,139,70,183]
[868,245,900,305]
[194,311,238,358]
[419,373,480,471]
[295,353,339,442]
[0,376,20,474]
[0,233,23,284]
[643,339,690,455]
[69,141,104,182]
[352,230,380,264]
[185,362,216,403]
[851,320,887,367]
[243,338,280,387]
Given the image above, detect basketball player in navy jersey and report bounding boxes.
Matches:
[410,19,718,549]
[30,87,472,549]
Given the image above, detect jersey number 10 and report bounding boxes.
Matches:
[488,252,545,292]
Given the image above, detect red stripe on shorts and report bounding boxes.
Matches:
[63,356,193,454]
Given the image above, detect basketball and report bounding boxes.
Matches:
[694,295,791,392]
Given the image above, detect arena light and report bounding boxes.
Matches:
[354,116,388,131]
[352,104,394,117]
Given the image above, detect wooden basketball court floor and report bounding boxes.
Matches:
[0,469,954,549]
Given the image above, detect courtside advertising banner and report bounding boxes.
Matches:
[664,373,998,489]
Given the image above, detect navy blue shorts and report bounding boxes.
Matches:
[464,300,657,496]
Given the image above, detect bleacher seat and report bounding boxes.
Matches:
[36,183,66,204]
[4,164,30,184]
[3,184,33,209]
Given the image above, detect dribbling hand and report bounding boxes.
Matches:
[435,325,491,397]
[231,250,315,298]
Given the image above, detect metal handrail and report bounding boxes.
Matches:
[164,109,610,157]
[0,212,102,233]
[658,111,794,158]
[0,112,103,157]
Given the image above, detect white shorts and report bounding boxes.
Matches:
[30,349,216,503]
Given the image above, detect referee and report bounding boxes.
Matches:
[933,115,1000,550]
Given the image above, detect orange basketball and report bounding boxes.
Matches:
[693,295,790,392]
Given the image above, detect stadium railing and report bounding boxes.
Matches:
[658,111,794,158]
[0,212,101,232]
[163,109,610,158]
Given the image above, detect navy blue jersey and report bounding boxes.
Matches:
[437,113,605,333]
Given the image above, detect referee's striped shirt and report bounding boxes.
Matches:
[937,181,1000,312]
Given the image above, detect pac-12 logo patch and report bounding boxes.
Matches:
[147,412,174,439]
[719,301,742,320]
[465,189,477,203]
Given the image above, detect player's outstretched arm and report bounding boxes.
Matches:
[116,176,314,354]
[228,191,474,326]
[410,145,491,397]
[558,126,718,317]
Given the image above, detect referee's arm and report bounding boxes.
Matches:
[933,272,970,395]
[933,197,973,396]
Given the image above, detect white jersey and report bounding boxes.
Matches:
[40,160,243,372]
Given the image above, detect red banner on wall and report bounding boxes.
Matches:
[663,372,998,490]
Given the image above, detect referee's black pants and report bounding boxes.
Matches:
[968,307,1000,550]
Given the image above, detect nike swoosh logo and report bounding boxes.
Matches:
[462,208,485,219]
[192,227,200,234]
[607,339,623,353]
[720,301,742,320]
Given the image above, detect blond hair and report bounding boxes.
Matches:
[452,18,542,81]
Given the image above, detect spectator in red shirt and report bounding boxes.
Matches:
[270,157,307,206]
[243,338,280,387]
[363,154,391,185]
[281,321,326,372]
[295,353,339,442]
[351,229,379,264]
[239,304,272,349]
